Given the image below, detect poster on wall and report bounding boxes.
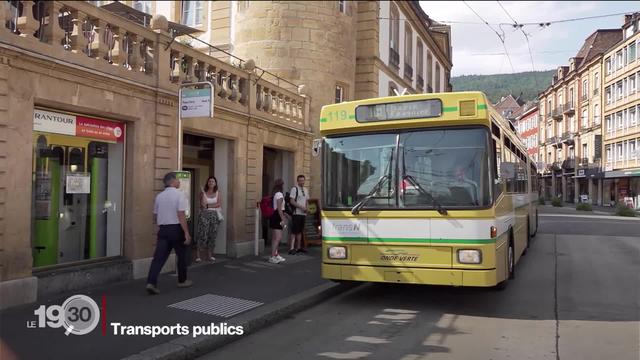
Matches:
[66,173,91,194]
[35,171,51,219]
[175,171,191,219]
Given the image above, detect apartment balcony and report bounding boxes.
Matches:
[404,63,413,80]
[563,101,575,115]
[417,75,424,90]
[561,131,576,144]
[552,161,562,171]
[546,112,552,119]
[593,88,599,97]
[389,48,400,69]
[0,0,309,132]
[562,157,576,170]
[581,94,589,102]
[552,106,564,120]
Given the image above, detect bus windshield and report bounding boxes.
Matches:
[324,127,492,210]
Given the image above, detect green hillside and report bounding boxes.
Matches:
[451,70,555,104]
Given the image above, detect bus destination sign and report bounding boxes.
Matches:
[355,99,442,123]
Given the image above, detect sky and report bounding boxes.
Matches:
[420,1,640,76]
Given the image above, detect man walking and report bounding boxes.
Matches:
[146,172,193,294]
[288,174,309,255]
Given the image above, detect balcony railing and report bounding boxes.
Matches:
[562,157,576,170]
[581,94,589,102]
[563,101,575,115]
[561,131,575,144]
[404,63,413,80]
[389,48,400,68]
[578,157,590,168]
[426,85,433,93]
[552,106,564,120]
[417,75,424,89]
[552,161,562,171]
[0,0,309,132]
[593,88,599,96]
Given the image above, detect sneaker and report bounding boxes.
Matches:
[146,284,160,295]
[276,254,286,263]
[268,256,280,264]
[288,249,297,255]
[209,256,216,262]
[195,258,202,263]
[177,280,193,288]
[296,248,308,254]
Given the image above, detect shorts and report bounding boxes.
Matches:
[269,212,283,230]
[291,215,305,234]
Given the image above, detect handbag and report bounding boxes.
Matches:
[215,208,224,222]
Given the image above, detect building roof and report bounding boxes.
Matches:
[575,29,622,69]
[494,94,526,120]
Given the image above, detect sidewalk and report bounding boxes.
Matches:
[0,245,343,360]
[538,204,639,217]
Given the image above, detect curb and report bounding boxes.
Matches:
[539,213,640,221]
[121,281,356,360]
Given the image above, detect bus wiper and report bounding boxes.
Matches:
[403,174,448,215]
[351,174,390,215]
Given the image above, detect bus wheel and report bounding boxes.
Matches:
[495,239,515,290]
[507,240,515,279]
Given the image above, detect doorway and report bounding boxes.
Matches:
[261,147,294,245]
[182,133,230,255]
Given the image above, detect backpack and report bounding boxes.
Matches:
[260,195,274,218]
[284,192,294,215]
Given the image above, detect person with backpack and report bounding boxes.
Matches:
[268,179,289,263]
[288,174,309,255]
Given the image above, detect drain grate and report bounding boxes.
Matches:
[168,294,263,318]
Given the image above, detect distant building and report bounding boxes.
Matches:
[494,94,526,122]
[515,102,540,167]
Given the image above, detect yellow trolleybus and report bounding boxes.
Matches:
[319,91,538,288]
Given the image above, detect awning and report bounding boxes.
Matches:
[99,1,202,37]
[604,168,640,178]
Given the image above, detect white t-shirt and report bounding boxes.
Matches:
[273,192,284,211]
[154,187,189,225]
[290,186,308,215]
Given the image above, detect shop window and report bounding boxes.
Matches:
[32,109,125,267]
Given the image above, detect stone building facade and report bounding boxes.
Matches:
[0,0,311,308]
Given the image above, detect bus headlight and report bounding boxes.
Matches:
[458,250,481,264]
[328,246,347,259]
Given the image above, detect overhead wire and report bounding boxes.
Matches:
[497,1,540,88]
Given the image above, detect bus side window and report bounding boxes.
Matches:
[493,138,503,198]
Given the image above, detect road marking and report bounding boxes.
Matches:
[367,321,388,325]
[346,336,390,344]
[540,214,639,221]
[383,308,419,314]
[375,313,416,320]
[318,351,372,359]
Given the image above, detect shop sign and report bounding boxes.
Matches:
[33,110,124,143]
[66,173,91,194]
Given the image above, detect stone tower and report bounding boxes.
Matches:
[232,1,359,196]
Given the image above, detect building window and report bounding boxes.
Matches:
[338,0,347,14]
[237,1,250,11]
[404,24,413,80]
[435,62,441,93]
[617,143,624,160]
[631,141,637,159]
[594,72,599,91]
[605,86,612,104]
[606,57,612,75]
[616,50,623,70]
[631,106,637,126]
[416,40,424,89]
[594,104,600,124]
[582,143,588,159]
[132,1,152,14]
[582,109,588,128]
[606,145,612,161]
[617,111,624,129]
[617,81,623,100]
[427,52,433,91]
[181,1,204,27]
[630,42,637,63]
[335,85,345,103]
[388,82,398,96]
[630,74,637,93]
[31,109,125,267]
[389,4,400,68]
[606,115,612,131]
[582,79,588,100]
